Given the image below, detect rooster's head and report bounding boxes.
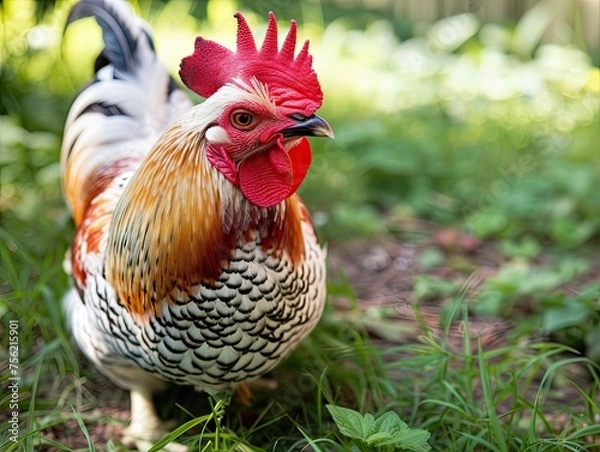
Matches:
[179,12,332,208]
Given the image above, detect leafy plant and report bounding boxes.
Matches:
[540,283,600,361]
[326,405,431,452]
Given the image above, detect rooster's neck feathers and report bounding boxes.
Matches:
[105,93,306,319]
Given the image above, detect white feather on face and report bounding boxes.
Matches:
[179,79,277,142]
[204,126,231,144]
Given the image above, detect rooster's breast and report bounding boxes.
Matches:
[71,222,326,389]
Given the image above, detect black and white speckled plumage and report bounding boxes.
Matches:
[64,210,326,391]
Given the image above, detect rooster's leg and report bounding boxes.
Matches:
[232,378,278,405]
[122,386,188,452]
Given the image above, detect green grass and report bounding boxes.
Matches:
[2,0,600,450]
[1,239,599,451]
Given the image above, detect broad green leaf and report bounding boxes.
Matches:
[467,211,509,238]
[516,270,564,295]
[371,410,407,436]
[379,429,432,451]
[361,413,376,440]
[550,218,596,248]
[417,247,446,270]
[326,405,368,440]
[585,324,600,362]
[364,431,393,445]
[499,236,541,258]
[412,275,457,301]
[542,301,591,332]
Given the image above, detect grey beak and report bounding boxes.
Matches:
[281,114,334,139]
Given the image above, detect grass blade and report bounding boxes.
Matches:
[478,340,508,452]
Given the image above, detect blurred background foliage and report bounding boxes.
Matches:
[1,0,599,245]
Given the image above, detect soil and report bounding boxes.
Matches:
[23,221,600,450]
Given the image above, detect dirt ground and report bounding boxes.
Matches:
[22,221,600,449]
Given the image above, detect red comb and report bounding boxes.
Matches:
[179,12,323,113]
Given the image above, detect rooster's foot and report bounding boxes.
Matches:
[233,378,278,405]
[122,387,188,452]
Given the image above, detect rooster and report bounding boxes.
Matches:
[61,0,332,449]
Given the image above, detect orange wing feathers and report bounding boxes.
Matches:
[103,124,310,318]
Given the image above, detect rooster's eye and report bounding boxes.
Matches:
[231,110,256,130]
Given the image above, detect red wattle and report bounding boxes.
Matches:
[288,137,312,193]
[206,145,238,185]
[238,138,312,208]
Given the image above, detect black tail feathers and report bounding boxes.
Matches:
[66,0,154,76]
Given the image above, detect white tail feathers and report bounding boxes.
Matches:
[61,0,192,224]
